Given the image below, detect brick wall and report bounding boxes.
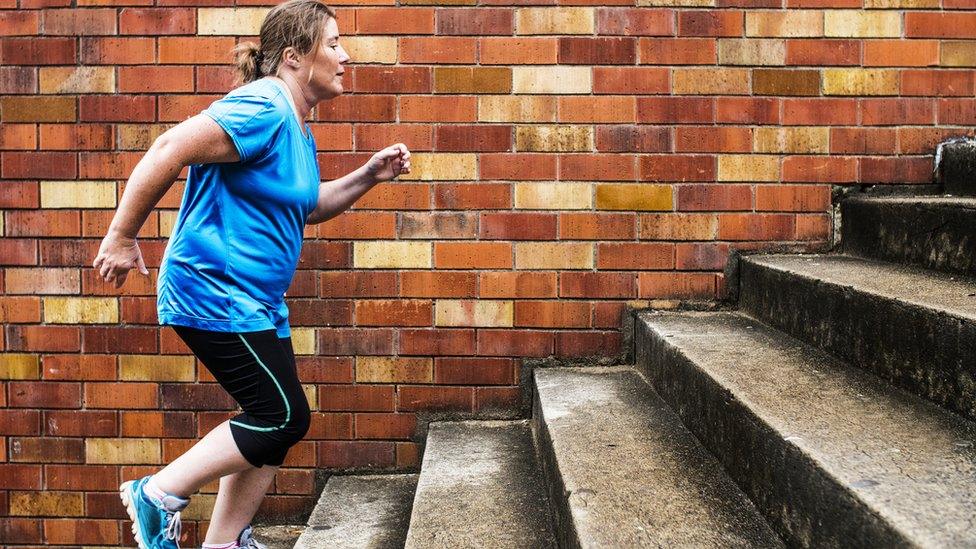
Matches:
[1,0,974,544]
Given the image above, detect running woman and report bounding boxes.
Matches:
[92,1,411,546]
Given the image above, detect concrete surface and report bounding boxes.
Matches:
[533,366,783,548]
[252,525,305,549]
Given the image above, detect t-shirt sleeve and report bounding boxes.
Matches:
[202,93,284,163]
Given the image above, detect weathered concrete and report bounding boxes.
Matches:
[404,420,556,549]
[294,474,418,549]
[842,196,976,275]
[533,366,783,549]
[252,525,305,549]
[936,137,976,196]
[740,253,976,420]
[637,311,976,548]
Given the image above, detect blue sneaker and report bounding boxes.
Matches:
[119,475,190,549]
[237,525,268,549]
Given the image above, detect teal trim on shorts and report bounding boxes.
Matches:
[229,333,292,433]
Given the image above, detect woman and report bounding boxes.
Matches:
[92,1,411,547]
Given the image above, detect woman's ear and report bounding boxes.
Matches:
[281,46,301,69]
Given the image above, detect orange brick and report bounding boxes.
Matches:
[480,272,557,298]
[859,156,931,184]
[0,124,36,150]
[1,96,76,123]
[783,98,858,125]
[756,184,830,212]
[640,38,716,65]
[860,98,935,125]
[400,96,478,122]
[355,413,417,440]
[906,12,976,39]
[597,243,674,270]
[677,184,753,211]
[318,211,396,239]
[319,271,397,298]
[481,153,557,180]
[480,37,558,64]
[353,183,430,210]
[79,95,155,122]
[318,385,395,412]
[477,330,553,358]
[401,37,478,64]
[433,182,511,209]
[786,39,860,66]
[864,40,938,67]
[401,271,478,298]
[675,242,730,270]
[118,66,194,93]
[641,154,717,182]
[560,272,635,299]
[559,213,637,240]
[782,156,858,183]
[676,126,752,153]
[678,10,744,37]
[357,7,435,34]
[355,66,433,94]
[119,8,195,35]
[638,272,719,299]
[355,300,431,327]
[831,127,897,154]
[718,213,795,240]
[753,69,820,95]
[84,382,158,409]
[158,37,236,64]
[356,124,433,152]
[5,210,80,237]
[158,95,219,122]
[638,97,714,124]
[901,69,974,97]
[397,385,473,412]
[434,242,512,269]
[796,213,831,240]
[39,124,113,151]
[515,301,590,328]
[80,37,154,65]
[43,9,116,35]
[480,212,557,240]
[560,153,637,181]
[639,213,719,240]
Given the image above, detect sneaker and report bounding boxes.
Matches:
[237,525,268,549]
[119,475,190,549]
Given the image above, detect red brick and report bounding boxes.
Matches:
[796,213,831,240]
[296,357,354,384]
[86,382,158,409]
[45,465,118,491]
[478,329,553,357]
[559,37,637,64]
[786,39,860,66]
[480,272,557,298]
[597,8,672,36]
[319,95,397,123]
[782,156,858,183]
[435,125,511,152]
[864,40,938,68]
[756,184,829,212]
[42,354,116,381]
[85,492,128,519]
[318,328,395,355]
[80,95,156,122]
[158,36,236,64]
[0,410,40,436]
[474,386,521,413]
[640,38,716,65]
[481,153,557,180]
[0,67,36,94]
[119,66,194,93]
[0,181,39,208]
[783,99,858,126]
[859,157,932,184]
[400,328,477,355]
[597,243,674,269]
[288,299,353,326]
[596,125,670,153]
[355,413,416,440]
[718,213,796,240]
[939,99,976,125]
[8,381,80,408]
[677,184,753,211]
[434,242,513,269]
[7,326,80,352]
[0,37,75,64]
[355,300,431,327]
[434,357,515,385]
[275,469,314,495]
[318,385,395,412]
[715,97,779,124]
[356,124,433,153]
[559,212,637,240]
[398,385,474,412]
[319,271,396,298]
[641,154,717,182]
[638,272,719,299]
[158,94,220,122]
[906,12,976,39]
[480,212,557,240]
[0,518,43,544]
[39,124,113,150]
[80,37,154,64]
[899,128,974,155]
[197,65,237,93]
[0,464,41,490]
[901,70,974,97]
[38,240,96,267]
[1,152,76,180]
[397,442,420,468]
[353,66,432,94]
[675,242,731,270]
[317,440,395,469]
[830,128,897,155]
[400,271,477,298]
[353,182,429,210]
[559,272,635,299]
[515,301,590,328]
[560,96,637,123]
[43,9,117,35]
[434,182,511,209]
[44,410,117,437]
[0,239,38,266]
[481,37,557,65]
[0,296,39,323]
[400,37,478,64]
[297,242,351,269]
[400,96,477,122]
[119,8,195,34]
[560,153,637,181]
[860,98,935,126]
[306,412,353,440]
[43,519,120,546]
[81,326,158,354]
[637,97,715,124]
[678,10,743,37]
[676,127,752,153]
[8,437,84,463]
[120,296,159,323]
[555,331,623,359]
[436,8,510,35]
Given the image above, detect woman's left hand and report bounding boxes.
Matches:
[365,143,411,184]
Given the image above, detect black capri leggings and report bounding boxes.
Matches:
[173,326,311,468]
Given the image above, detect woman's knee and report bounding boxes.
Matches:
[282,395,311,446]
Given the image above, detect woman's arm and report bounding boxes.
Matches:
[307,143,411,225]
[93,114,239,288]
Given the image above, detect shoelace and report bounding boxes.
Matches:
[239,527,268,549]
[164,510,182,542]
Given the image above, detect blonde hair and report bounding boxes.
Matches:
[233,0,337,85]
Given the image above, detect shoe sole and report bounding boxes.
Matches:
[119,480,150,549]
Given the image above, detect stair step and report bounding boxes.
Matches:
[251,525,305,549]
[637,311,976,547]
[294,473,418,549]
[533,366,783,548]
[404,420,556,549]
[740,253,976,420]
[842,195,976,275]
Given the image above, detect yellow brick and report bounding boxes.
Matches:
[595,184,673,211]
[718,39,786,66]
[479,96,557,123]
[516,125,593,152]
[118,124,173,150]
[516,7,595,35]
[515,242,593,270]
[746,10,824,37]
[514,182,592,210]
[344,36,397,64]
[291,327,315,355]
[673,68,750,95]
[197,8,269,35]
[400,153,478,181]
[823,68,899,96]
[39,66,114,94]
[942,42,976,67]
[435,300,514,327]
[181,494,216,521]
[639,0,712,5]
[159,210,177,238]
[303,384,317,410]
[512,66,591,94]
[754,127,829,154]
[86,438,160,464]
[864,0,937,7]
[40,181,116,208]
[0,354,40,380]
[119,355,195,382]
[718,155,780,182]
[640,213,719,240]
[824,10,901,38]
[354,241,432,269]
[356,356,433,383]
[9,491,84,517]
[434,67,511,94]
[43,297,118,324]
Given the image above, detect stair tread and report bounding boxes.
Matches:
[640,310,976,546]
[405,420,556,549]
[295,474,418,549]
[534,366,783,548]
[744,254,976,320]
[847,195,976,208]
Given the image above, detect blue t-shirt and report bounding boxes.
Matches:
[157,78,319,338]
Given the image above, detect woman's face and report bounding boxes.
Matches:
[308,17,349,100]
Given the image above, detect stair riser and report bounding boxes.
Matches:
[531,387,583,549]
[635,321,906,548]
[841,199,976,275]
[938,139,976,197]
[739,259,976,421]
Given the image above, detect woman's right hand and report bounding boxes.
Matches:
[92,233,149,289]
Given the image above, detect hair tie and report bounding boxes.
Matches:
[255,50,264,63]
